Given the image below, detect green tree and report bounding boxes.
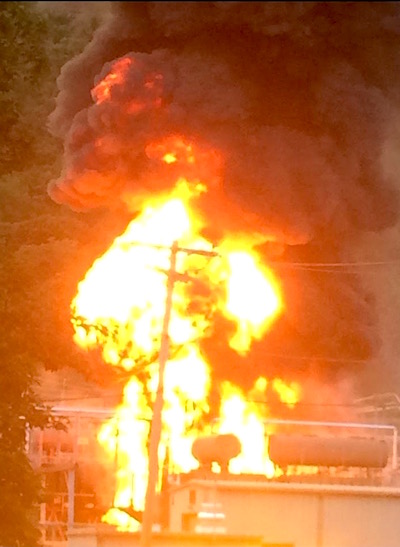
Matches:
[0,3,115,545]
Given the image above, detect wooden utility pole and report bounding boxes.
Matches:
[140,241,218,547]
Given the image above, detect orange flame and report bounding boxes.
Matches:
[91,56,164,114]
[71,79,297,525]
[273,378,302,409]
[92,57,133,104]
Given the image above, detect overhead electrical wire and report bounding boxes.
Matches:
[270,259,400,272]
[119,240,400,270]
[42,393,378,409]
[260,352,367,364]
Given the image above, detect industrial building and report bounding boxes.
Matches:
[28,405,115,544]
[27,388,400,547]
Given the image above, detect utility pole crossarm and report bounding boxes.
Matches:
[176,245,220,258]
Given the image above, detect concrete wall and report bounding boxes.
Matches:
[168,479,400,547]
[68,525,273,547]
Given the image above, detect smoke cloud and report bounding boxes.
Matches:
[48,2,400,402]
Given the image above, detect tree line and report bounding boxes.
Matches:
[0,3,126,545]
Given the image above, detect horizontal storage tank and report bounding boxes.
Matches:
[192,434,242,469]
[268,434,389,468]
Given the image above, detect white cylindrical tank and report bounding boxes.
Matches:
[191,433,242,469]
[269,434,389,468]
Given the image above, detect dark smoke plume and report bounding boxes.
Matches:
[48,2,400,402]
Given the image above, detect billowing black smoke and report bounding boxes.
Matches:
[48,2,400,401]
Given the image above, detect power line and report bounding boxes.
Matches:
[271,259,400,269]
[119,238,400,272]
[260,352,367,364]
[40,394,388,410]
[272,266,362,274]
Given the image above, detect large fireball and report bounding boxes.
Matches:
[66,49,299,530]
[71,152,292,527]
